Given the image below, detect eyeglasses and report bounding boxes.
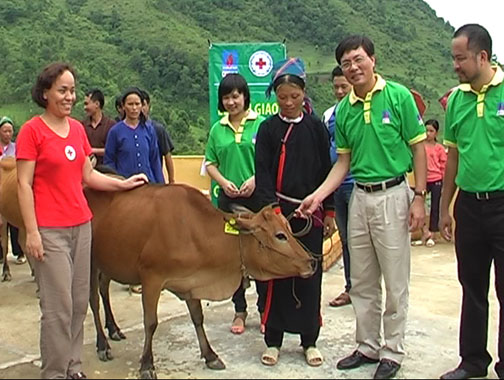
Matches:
[341,56,367,71]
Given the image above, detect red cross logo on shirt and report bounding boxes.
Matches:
[65,145,76,161]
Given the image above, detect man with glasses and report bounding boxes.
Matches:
[298,35,427,379]
[440,24,504,380]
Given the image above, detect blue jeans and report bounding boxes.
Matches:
[334,183,353,292]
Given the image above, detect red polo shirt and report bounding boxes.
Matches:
[16,116,93,227]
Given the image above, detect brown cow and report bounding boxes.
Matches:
[85,183,315,379]
[0,157,33,281]
[0,159,315,379]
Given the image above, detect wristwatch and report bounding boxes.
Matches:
[414,189,427,198]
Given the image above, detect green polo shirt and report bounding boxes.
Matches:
[444,66,504,192]
[335,75,426,183]
[205,110,264,188]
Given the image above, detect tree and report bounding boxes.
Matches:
[0,0,27,23]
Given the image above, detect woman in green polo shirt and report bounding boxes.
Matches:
[204,73,267,335]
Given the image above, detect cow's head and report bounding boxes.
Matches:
[228,204,315,281]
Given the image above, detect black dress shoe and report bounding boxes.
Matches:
[67,372,87,379]
[496,368,504,380]
[440,367,487,379]
[374,359,400,379]
[337,350,379,370]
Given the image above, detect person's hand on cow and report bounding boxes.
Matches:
[239,176,255,198]
[409,196,425,232]
[222,180,240,198]
[26,230,44,262]
[323,215,336,238]
[121,173,149,190]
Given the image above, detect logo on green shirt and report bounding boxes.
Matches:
[382,110,391,124]
[497,102,504,116]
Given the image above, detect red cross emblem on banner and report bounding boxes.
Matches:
[255,58,267,69]
[249,51,273,77]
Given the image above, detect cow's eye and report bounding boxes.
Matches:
[275,232,288,241]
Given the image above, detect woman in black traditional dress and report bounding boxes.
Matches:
[254,57,336,366]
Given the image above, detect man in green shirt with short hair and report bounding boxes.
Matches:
[298,35,427,379]
[440,24,504,380]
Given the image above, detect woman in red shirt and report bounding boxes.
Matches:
[413,119,447,247]
[16,62,147,379]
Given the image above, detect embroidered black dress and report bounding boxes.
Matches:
[255,112,334,344]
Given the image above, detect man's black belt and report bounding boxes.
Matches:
[461,189,504,200]
[356,176,405,193]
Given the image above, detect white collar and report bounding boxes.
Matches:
[278,112,304,124]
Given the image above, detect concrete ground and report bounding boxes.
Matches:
[0,240,501,379]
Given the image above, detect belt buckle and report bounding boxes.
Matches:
[364,184,374,193]
[476,192,489,200]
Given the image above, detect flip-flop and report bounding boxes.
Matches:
[411,240,423,246]
[129,285,142,294]
[261,347,280,366]
[329,292,351,307]
[426,238,435,247]
[230,312,247,334]
[304,346,323,367]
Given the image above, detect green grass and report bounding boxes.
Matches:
[288,42,336,74]
[0,0,461,152]
[0,103,38,131]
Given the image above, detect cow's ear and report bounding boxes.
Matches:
[223,212,255,233]
[233,216,255,234]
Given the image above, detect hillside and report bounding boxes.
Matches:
[0,0,458,152]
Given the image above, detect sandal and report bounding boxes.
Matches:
[329,291,351,307]
[425,238,435,247]
[304,346,323,367]
[261,346,280,366]
[230,312,247,334]
[129,285,142,294]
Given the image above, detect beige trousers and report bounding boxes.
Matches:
[35,222,91,379]
[348,181,412,363]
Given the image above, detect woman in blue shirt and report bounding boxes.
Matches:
[104,87,164,184]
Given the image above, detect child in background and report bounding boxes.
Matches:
[414,119,447,247]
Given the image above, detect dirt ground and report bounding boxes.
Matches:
[0,239,501,379]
